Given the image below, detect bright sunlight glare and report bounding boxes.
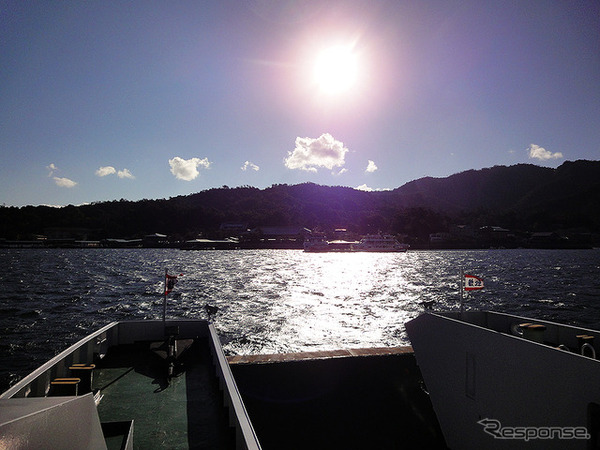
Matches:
[313,45,358,94]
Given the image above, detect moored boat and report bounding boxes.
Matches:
[303,234,330,252]
[353,234,409,252]
[304,233,408,252]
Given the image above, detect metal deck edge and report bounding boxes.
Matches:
[226,346,414,365]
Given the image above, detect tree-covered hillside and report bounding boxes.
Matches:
[1,160,599,241]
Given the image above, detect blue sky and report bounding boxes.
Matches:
[1,1,599,207]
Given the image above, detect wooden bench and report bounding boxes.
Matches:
[69,363,95,394]
[50,378,81,396]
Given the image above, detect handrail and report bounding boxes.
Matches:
[208,324,261,450]
[1,321,118,399]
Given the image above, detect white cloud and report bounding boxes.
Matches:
[241,161,260,171]
[53,177,77,188]
[46,163,58,177]
[117,168,135,179]
[366,160,378,173]
[96,166,135,179]
[96,166,116,177]
[284,133,348,172]
[527,144,563,161]
[42,202,89,208]
[169,156,211,181]
[48,164,77,188]
[355,184,391,192]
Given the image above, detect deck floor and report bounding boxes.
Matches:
[231,350,447,449]
[94,339,232,449]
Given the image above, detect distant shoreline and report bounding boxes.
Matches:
[1,241,594,251]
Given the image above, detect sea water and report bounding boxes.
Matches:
[1,248,600,391]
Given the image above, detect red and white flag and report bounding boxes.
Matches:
[464,274,484,291]
[165,273,179,295]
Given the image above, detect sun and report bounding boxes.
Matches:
[313,45,358,95]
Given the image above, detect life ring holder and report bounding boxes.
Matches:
[511,323,531,337]
[581,342,596,359]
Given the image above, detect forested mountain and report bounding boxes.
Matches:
[1,160,599,241]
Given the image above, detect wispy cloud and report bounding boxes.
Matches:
[46,163,58,177]
[47,163,77,187]
[42,202,89,207]
[241,161,260,171]
[366,160,378,173]
[169,156,211,181]
[117,169,135,179]
[96,166,117,177]
[96,166,135,179]
[355,184,390,192]
[53,177,77,188]
[284,133,348,172]
[527,144,563,161]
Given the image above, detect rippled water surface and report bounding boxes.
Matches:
[2,248,600,390]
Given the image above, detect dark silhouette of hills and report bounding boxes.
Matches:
[393,160,599,216]
[1,160,599,244]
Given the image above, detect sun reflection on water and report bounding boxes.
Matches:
[244,252,423,353]
[4,248,599,373]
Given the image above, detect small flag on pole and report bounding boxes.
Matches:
[464,273,484,291]
[460,270,483,314]
[165,273,179,295]
[163,271,182,324]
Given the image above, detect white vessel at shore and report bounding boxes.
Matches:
[303,234,330,252]
[354,234,409,252]
[304,234,408,252]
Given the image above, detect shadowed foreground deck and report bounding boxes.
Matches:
[0,320,259,450]
[229,347,447,449]
[1,320,444,449]
[94,338,232,449]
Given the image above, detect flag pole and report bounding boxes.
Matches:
[163,268,168,325]
[460,268,464,315]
